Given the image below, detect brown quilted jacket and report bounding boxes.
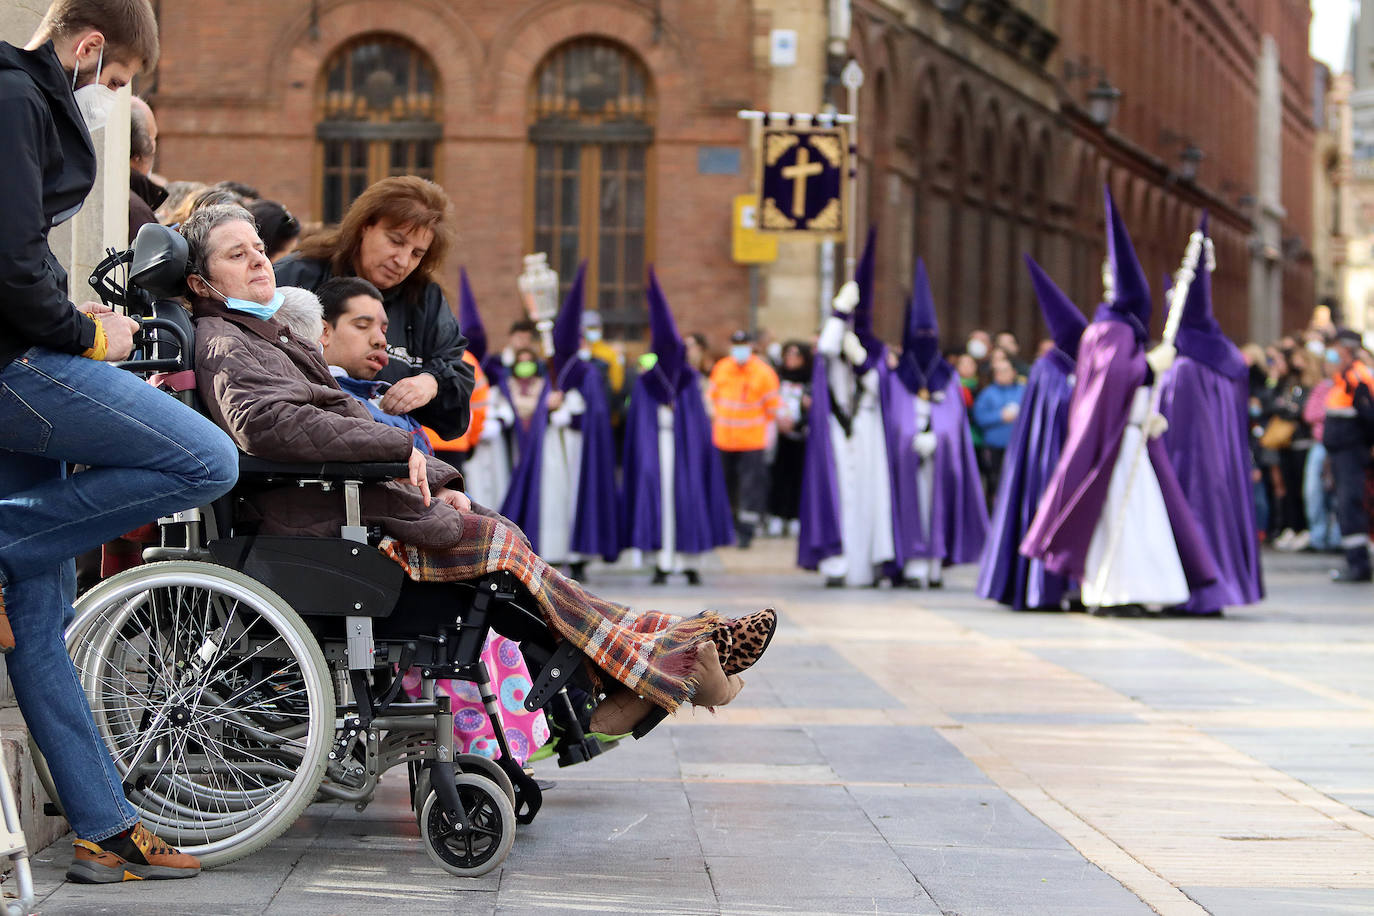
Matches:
[192,298,466,546]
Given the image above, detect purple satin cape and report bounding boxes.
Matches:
[500,369,621,561]
[976,350,1076,609]
[797,353,845,569]
[620,373,735,553]
[1158,356,1264,611]
[1020,321,1218,588]
[884,373,989,568]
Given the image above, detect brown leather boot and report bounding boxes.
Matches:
[690,641,743,708]
[67,822,201,883]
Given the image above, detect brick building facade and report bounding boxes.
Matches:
[846,0,1316,346]
[145,0,1316,349]
[147,0,766,342]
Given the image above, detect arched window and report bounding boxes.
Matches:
[529,39,654,339]
[317,35,440,224]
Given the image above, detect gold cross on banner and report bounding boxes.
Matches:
[781,146,824,217]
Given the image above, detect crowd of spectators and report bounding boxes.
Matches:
[122,91,1374,581]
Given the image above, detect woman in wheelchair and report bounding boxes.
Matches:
[180,203,777,737]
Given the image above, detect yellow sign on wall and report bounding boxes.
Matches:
[732,194,779,264]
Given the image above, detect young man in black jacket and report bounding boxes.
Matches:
[0,0,237,883]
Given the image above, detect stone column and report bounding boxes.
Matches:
[1250,34,1283,344]
[753,0,828,338]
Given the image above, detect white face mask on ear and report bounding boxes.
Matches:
[72,44,118,133]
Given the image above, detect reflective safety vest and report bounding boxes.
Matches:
[1325,359,1374,413]
[708,354,780,452]
[425,350,488,454]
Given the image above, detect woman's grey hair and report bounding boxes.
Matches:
[276,286,324,344]
[179,203,256,280]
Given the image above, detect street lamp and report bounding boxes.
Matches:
[1064,59,1122,130]
[1086,77,1122,129]
[1179,144,1204,182]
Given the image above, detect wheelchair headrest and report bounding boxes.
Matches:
[131,223,190,300]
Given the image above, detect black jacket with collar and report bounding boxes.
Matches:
[274,255,474,439]
[0,40,100,369]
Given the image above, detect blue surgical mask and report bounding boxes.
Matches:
[585,328,603,344]
[731,345,751,364]
[203,279,284,321]
[1326,349,1340,365]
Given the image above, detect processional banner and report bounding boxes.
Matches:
[755,125,848,238]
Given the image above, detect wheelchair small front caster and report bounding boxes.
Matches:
[413,754,516,811]
[418,773,515,877]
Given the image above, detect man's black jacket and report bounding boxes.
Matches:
[0,40,99,369]
[274,255,474,440]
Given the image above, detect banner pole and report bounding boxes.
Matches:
[841,60,864,283]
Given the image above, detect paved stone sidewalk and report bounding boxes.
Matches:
[21,545,1374,914]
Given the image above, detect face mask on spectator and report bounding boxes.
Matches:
[72,45,118,133]
[1307,339,1325,357]
[1326,349,1340,365]
[585,328,603,343]
[200,278,284,321]
[730,345,751,364]
[513,359,537,379]
[967,339,988,360]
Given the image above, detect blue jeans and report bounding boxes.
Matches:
[0,347,237,840]
[1304,442,1339,551]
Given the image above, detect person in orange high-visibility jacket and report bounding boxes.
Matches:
[425,350,487,471]
[708,330,781,547]
[1323,329,1374,581]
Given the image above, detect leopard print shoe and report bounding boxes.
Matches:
[719,608,776,677]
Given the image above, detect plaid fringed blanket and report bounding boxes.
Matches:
[379,511,724,711]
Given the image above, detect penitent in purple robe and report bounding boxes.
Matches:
[977,258,1086,608]
[1156,217,1263,613]
[500,264,620,562]
[883,259,987,573]
[1020,187,1218,594]
[621,269,735,555]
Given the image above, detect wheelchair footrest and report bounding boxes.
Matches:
[556,734,612,768]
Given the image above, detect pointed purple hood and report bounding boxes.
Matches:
[1094,186,1151,340]
[457,267,487,363]
[1173,213,1247,380]
[643,267,688,404]
[895,258,952,394]
[1024,255,1087,362]
[550,260,588,388]
[849,227,883,373]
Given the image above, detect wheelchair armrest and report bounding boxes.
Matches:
[237,455,411,482]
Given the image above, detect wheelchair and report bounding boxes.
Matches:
[34,224,633,876]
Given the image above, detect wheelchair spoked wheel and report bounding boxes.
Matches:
[51,561,335,867]
[417,773,515,877]
[414,754,517,811]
